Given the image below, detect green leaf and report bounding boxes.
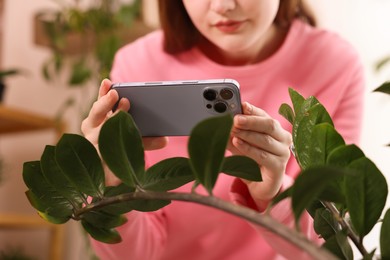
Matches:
[81,220,122,244]
[313,207,338,240]
[362,250,376,260]
[221,156,261,181]
[41,145,85,205]
[25,190,71,224]
[373,81,390,95]
[23,161,73,217]
[144,157,194,191]
[345,157,388,237]
[278,103,294,124]
[56,134,105,197]
[68,60,92,86]
[380,209,390,259]
[188,114,233,194]
[291,166,347,222]
[322,231,354,260]
[271,187,292,207]
[375,55,390,71]
[37,210,70,224]
[288,88,305,117]
[99,111,145,188]
[308,123,345,166]
[327,144,365,167]
[82,211,127,229]
[294,102,333,169]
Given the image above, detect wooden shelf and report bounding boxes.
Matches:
[0,105,65,136]
[0,213,64,260]
[0,105,65,259]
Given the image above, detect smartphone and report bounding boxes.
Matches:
[111,79,242,136]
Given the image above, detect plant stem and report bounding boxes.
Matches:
[322,201,368,256]
[75,191,337,260]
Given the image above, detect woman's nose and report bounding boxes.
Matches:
[210,0,236,14]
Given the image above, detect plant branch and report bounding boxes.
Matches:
[75,190,337,260]
[322,201,368,256]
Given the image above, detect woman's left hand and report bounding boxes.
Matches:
[228,102,292,209]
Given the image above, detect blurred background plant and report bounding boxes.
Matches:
[34,0,151,121]
[375,55,390,95]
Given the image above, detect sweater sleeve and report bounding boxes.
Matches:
[230,176,323,260]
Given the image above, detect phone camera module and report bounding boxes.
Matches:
[220,88,234,100]
[214,101,228,113]
[203,89,217,101]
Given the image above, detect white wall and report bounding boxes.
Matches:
[0,0,390,259]
[308,0,390,254]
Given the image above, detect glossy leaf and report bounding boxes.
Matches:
[82,220,122,244]
[288,88,305,116]
[308,123,345,166]
[278,103,294,124]
[380,209,390,259]
[327,144,365,168]
[221,156,261,181]
[291,166,346,222]
[188,114,233,194]
[23,161,73,217]
[99,111,145,188]
[56,134,105,197]
[37,210,70,224]
[373,81,390,95]
[144,157,194,191]
[41,145,85,205]
[322,231,353,260]
[271,187,292,207]
[25,190,71,224]
[82,210,127,229]
[345,157,388,237]
[295,102,333,169]
[313,207,338,240]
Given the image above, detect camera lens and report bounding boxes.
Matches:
[203,89,217,101]
[220,88,233,100]
[214,102,227,113]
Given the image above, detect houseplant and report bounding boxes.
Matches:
[0,68,21,102]
[34,0,152,120]
[22,88,390,259]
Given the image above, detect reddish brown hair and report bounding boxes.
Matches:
[158,0,316,54]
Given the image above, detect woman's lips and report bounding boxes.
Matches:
[214,20,244,33]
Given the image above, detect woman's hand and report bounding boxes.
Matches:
[228,102,292,209]
[81,79,168,185]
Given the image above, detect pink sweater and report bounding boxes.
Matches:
[92,19,365,260]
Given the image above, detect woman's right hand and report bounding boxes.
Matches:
[81,79,169,184]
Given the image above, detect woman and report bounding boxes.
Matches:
[81,0,364,259]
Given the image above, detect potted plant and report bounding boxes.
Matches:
[33,0,153,120]
[22,88,390,260]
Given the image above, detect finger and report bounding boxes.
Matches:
[232,136,288,174]
[143,137,169,150]
[115,97,130,113]
[98,79,113,99]
[85,89,119,129]
[241,102,269,117]
[232,130,288,157]
[233,114,291,143]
